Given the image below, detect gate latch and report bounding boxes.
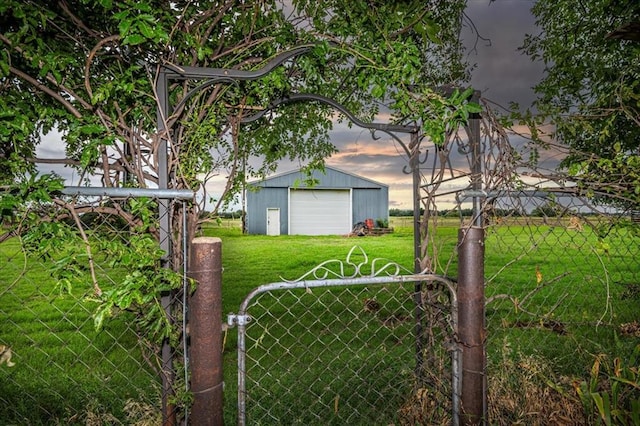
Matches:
[227,314,251,328]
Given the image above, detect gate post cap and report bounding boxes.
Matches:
[192,237,222,244]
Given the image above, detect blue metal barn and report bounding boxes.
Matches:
[246,166,389,235]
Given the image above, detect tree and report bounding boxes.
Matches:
[0,0,480,263]
[0,1,477,418]
[521,1,640,209]
[0,0,470,207]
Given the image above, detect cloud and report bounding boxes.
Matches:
[463,0,543,108]
[32,1,550,215]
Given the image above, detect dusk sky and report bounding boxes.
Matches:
[245,0,544,211]
[37,1,545,211]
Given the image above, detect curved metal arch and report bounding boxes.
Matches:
[239,92,419,159]
[162,44,319,80]
[242,93,417,134]
[163,44,327,118]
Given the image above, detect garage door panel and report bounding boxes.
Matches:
[290,189,351,235]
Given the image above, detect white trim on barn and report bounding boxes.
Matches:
[288,188,352,235]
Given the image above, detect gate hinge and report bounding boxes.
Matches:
[227,314,251,327]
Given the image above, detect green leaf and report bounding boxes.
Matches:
[93,302,113,330]
[117,16,132,35]
[0,59,8,76]
[137,20,155,39]
[424,18,442,44]
[123,33,145,46]
[371,84,385,98]
[466,102,482,114]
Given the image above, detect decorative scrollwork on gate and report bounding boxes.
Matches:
[282,246,414,282]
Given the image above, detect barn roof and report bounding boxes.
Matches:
[248,166,388,189]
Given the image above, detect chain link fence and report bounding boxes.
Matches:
[2,113,638,425]
[480,195,639,422]
[3,191,637,424]
[0,193,189,424]
[483,192,639,350]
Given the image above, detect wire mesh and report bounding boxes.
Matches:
[417,102,640,423]
[484,191,640,358]
[235,271,457,426]
[0,194,188,424]
[479,190,639,423]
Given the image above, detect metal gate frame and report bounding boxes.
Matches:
[227,248,460,425]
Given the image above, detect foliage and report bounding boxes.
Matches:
[91,233,184,344]
[521,1,640,209]
[9,191,185,344]
[389,208,415,217]
[488,338,584,425]
[0,0,477,345]
[0,0,479,237]
[530,202,558,218]
[574,345,640,425]
[375,217,389,228]
[0,0,473,213]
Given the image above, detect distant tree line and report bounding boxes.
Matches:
[202,210,244,220]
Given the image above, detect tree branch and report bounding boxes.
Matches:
[85,34,120,100]
[58,0,101,37]
[52,199,102,296]
[9,66,82,118]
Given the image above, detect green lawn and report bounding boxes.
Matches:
[0,238,161,425]
[206,217,639,424]
[1,217,638,423]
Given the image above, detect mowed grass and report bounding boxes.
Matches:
[0,238,160,424]
[212,219,419,311]
[206,217,639,423]
[482,221,639,375]
[1,217,638,423]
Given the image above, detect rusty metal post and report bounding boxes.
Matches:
[457,226,485,425]
[189,237,224,425]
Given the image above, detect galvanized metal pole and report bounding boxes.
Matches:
[469,107,483,228]
[189,237,224,425]
[156,70,177,426]
[457,226,485,425]
[410,132,422,274]
[409,131,426,383]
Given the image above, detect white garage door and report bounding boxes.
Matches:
[289,189,351,235]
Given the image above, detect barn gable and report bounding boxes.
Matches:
[246,166,388,235]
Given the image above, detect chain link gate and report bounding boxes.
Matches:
[226,247,459,425]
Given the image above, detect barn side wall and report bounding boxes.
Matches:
[246,187,289,235]
[352,187,389,226]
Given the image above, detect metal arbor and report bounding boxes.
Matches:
[156,45,486,425]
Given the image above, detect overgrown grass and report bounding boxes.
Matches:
[1,217,638,423]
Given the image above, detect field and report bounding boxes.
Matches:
[1,216,638,424]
